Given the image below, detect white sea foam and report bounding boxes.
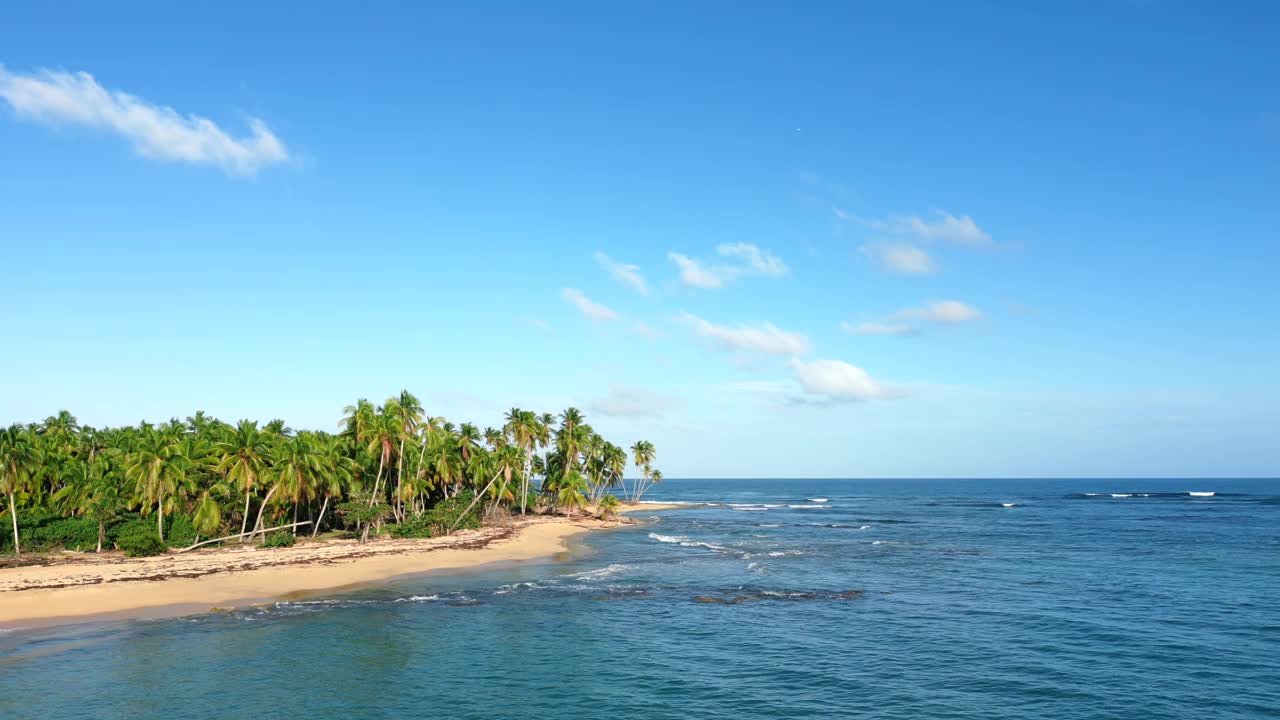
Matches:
[731,506,769,512]
[1001,503,1018,508]
[394,594,441,603]
[1111,494,1132,498]
[807,498,829,503]
[758,523,782,528]
[787,504,828,509]
[564,564,630,581]
[1189,491,1215,497]
[647,532,725,551]
[859,525,872,530]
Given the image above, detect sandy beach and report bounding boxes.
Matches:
[0,504,686,628]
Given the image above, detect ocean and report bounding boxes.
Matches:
[2,478,1277,719]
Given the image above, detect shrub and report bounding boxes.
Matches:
[32,517,99,551]
[116,528,167,557]
[260,530,295,549]
[390,514,435,539]
[163,515,198,549]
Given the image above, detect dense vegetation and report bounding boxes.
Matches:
[0,393,661,556]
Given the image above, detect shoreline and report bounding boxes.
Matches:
[0,504,689,630]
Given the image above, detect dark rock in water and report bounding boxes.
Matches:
[447,599,482,607]
[592,590,653,601]
[693,595,725,604]
[693,595,751,604]
[837,590,866,599]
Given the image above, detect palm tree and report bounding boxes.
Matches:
[267,433,325,536]
[125,428,188,542]
[0,424,38,555]
[391,390,424,522]
[52,455,127,552]
[216,420,270,541]
[629,440,656,501]
[504,408,545,515]
[556,470,589,517]
[313,433,356,537]
[598,493,621,520]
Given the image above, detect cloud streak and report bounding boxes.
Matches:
[873,210,992,247]
[679,312,809,356]
[669,243,789,289]
[847,300,982,337]
[860,243,935,274]
[594,251,649,295]
[0,67,290,177]
[561,288,619,321]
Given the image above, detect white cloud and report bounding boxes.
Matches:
[875,210,992,247]
[792,358,893,402]
[678,312,809,356]
[593,251,648,295]
[716,243,789,276]
[588,385,674,418]
[860,243,935,274]
[669,252,724,289]
[842,321,915,337]
[0,67,289,176]
[894,300,982,325]
[561,288,619,321]
[846,300,981,338]
[669,244,789,289]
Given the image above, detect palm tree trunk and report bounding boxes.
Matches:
[368,451,386,507]
[157,496,164,542]
[250,484,279,540]
[97,521,105,553]
[292,502,299,536]
[9,493,20,556]
[449,470,502,534]
[312,495,330,538]
[241,490,252,541]
[395,438,405,522]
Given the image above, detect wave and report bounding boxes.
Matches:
[648,532,726,552]
[787,504,828,509]
[1001,503,1019,508]
[807,498,829,503]
[731,506,769,512]
[563,564,631,581]
[393,594,441,603]
[1189,491,1215,497]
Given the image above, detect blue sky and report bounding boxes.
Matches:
[1,1,1277,477]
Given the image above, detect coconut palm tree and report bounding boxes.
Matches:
[629,440,656,501]
[126,428,188,542]
[598,493,621,520]
[391,391,423,522]
[216,420,271,541]
[0,424,38,555]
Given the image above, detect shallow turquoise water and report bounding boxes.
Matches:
[2,478,1278,719]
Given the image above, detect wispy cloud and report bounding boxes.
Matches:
[0,67,290,177]
[859,243,935,274]
[588,385,675,418]
[668,252,724,289]
[791,358,895,402]
[669,244,789,289]
[842,321,915,337]
[872,210,992,247]
[716,243,789,277]
[594,251,649,295]
[847,300,981,337]
[561,288,619,321]
[678,312,809,356]
[893,300,982,325]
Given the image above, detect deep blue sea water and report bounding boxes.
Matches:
[2,478,1278,719]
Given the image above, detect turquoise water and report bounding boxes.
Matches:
[2,478,1278,719]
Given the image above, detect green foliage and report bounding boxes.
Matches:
[392,491,481,537]
[107,517,154,545]
[116,526,167,557]
[164,514,198,548]
[390,514,435,538]
[0,510,98,552]
[336,498,390,527]
[260,530,295,548]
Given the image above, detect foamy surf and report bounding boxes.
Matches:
[1189,491,1215,497]
[807,498,829,503]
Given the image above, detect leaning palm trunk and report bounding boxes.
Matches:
[368,451,386,508]
[394,438,405,522]
[449,470,502,534]
[312,494,330,538]
[9,493,19,556]
[240,490,252,541]
[156,496,164,541]
[249,484,279,540]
